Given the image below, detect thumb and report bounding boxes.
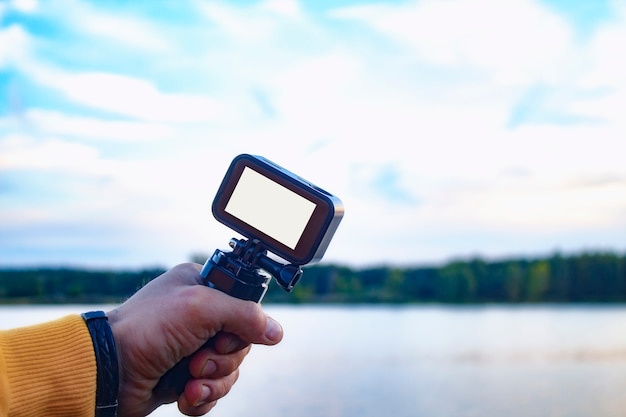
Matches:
[260,315,283,344]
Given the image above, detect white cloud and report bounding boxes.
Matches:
[260,0,303,18]
[47,0,171,52]
[11,0,38,13]
[0,134,101,172]
[0,24,31,68]
[24,67,224,122]
[3,0,626,267]
[575,16,626,122]
[20,109,176,141]
[331,0,574,85]
[187,0,626,264]
[197,1,280,42]
[0,19,225,123]
[197,0,306,42]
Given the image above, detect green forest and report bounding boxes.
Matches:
[1,251,625,304]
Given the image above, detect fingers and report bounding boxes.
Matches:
[199,289,284,346]
[177,370,240,416]
[188,339,251,380]
[158,263,285,346]
[211,332,250,355]
[175,335,250,415]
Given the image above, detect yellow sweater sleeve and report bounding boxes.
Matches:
[0,314,96,417]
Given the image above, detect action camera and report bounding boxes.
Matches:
[200,154,344,300]
[212,154,344,265]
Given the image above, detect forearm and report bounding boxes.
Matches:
[0,315,96,417]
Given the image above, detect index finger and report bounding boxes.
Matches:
[189,287,283,345]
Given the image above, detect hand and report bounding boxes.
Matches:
[106,263,283,417]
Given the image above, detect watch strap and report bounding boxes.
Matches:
[82,311,119,417]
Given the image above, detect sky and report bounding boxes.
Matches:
[0,0,625,270]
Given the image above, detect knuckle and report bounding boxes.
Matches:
[170,262,198,277]
[241,300,264,323]
[213,370,240,399]
[178,286,208,314]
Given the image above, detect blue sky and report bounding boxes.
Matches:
[1,0,625,269]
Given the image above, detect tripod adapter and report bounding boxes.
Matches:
[201,238,303,303]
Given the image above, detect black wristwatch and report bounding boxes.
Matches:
[81,311,119,417]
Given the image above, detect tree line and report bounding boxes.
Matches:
[1,251,625,304]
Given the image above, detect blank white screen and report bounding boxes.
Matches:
[225,167,316,249]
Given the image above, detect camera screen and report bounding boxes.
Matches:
[225,167,317,249]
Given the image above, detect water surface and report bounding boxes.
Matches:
[3,304,626,416]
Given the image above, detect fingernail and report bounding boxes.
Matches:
[265,317,282,342]
[195,384,211,406]
[202,360,217,376]
[224,338,239,354]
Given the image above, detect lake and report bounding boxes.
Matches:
[2,304,626,417]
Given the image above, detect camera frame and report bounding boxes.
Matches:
[212,154,344,265]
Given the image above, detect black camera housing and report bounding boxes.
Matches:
[212,154,344,266]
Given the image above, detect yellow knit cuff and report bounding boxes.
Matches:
[0,314,96,417]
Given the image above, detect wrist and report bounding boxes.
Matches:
[82,311,119,417]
